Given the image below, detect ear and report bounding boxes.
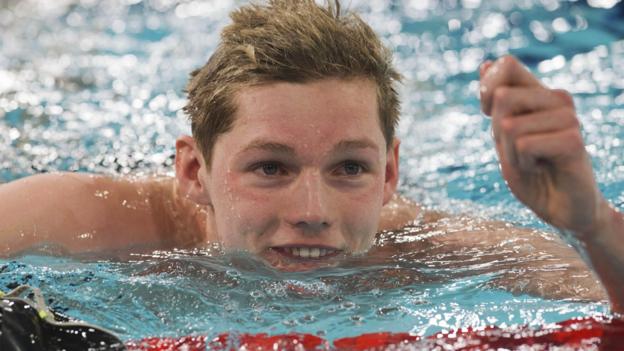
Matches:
[175,135,212,205]
[382,138,400,206]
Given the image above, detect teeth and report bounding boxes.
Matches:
[283,247,335,258]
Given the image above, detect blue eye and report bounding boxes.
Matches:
[261,163,280,176]
[340,161,365,176]
[251,162,285,177]
[344,162,361,175]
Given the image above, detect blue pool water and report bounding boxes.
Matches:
[1,0,623,344]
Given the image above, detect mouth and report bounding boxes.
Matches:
[263,245,345,271]
[271,246,342,259]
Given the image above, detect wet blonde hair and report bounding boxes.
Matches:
[184,0,401,165]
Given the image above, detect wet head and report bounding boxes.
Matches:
[180,78,400,271]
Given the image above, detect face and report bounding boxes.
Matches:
[188,78,399,271]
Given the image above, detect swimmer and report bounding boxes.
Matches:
[1,0,623,313]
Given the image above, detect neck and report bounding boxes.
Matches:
[170,178,216,247]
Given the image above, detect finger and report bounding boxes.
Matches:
[489,87,576,166]
[499,107,580,142]
[480,55,544,116]
[491,87,573,121]
[493,121,518,170]
[515,127,585,173]
[479,60,493,77]
[494,107,579,170]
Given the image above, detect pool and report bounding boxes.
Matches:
[1,0,623,347]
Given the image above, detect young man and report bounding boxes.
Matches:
[1,1,623,312]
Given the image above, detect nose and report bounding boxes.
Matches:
[285,170,332,234]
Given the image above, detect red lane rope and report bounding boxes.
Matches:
[126,316,624,351]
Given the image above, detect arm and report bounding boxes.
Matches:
[377,208,607,301]
[480,56,624,313]
[378,181,605,300]
[443,219,607,301]
[572,202,624,310]
[0,172,204,256]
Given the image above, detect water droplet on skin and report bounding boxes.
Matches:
[121,199,137,209]
[94,189,109,199]
[77,231,95,240]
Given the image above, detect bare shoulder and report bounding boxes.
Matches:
[0,173,207,256]
[152,176,211,247]
[378,194,448,231]
[87,174,209,248]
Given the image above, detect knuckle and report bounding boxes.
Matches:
[553,89,575,107]
[568,130,585,149]
[558,106,580,128]
[499,118,516,136]
[490,126,501,143]
[500,55,519,70]
[492,86,511,105]
[569,114,581,130]
[515,137,529,155]
[557,127,585,152]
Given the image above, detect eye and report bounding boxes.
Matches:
[252,162,287,177]
[336,161,366,176]
[343,162,362,175]
[261,163,279,176]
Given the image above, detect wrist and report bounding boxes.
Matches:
[578,199,622,245]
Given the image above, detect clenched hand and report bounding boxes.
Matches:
[479,55,608,236]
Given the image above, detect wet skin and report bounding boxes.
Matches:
[175,78,400,271]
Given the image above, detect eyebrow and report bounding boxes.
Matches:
[239,140,296,155]
[239,138,379,155]
[332,139,379,153]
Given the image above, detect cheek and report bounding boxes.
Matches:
[351,174,386,209]
[340,180,385,246]
[211,173,278,246]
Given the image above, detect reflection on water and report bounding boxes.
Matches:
[0,0,622,343]
[0,216,609,341]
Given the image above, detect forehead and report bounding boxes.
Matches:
[231,78,381,134]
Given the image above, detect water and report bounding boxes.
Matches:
[0,249,609,342]
[1,0,623,344]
